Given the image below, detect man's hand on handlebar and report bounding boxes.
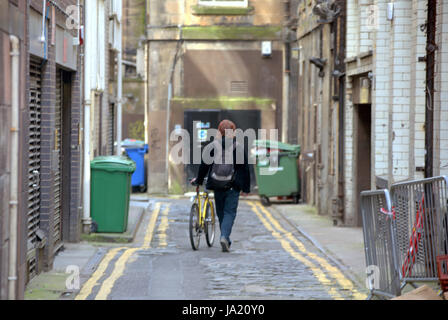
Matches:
[190,178,200,186]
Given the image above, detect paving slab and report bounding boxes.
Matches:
[25,201,149,300]
[81,201,147,243]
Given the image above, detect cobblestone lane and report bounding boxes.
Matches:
[75,198,367,300]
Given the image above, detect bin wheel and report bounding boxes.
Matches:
[260,196,271,207]
[90,221,98,233]
[139,185,147,193]
[293,195,300,204]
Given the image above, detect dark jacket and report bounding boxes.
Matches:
[196,137,251,193]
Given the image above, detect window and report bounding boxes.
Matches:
[198,0,248,8]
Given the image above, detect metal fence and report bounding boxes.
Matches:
[360,189,401,299]
[361,176,448,299]
[390,176,448,284]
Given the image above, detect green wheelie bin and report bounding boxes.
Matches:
[90,156,136,233]
[253,140,301,206]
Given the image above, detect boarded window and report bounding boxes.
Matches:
[198,0,248,7]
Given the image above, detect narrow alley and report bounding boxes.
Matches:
[74,198,366,300]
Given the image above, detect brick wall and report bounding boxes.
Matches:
[344,0,432,225]
[344,75,355,225]
[389,0,412,180]
[371,0,390,181]
[410,0,427,179]
[28,0,82,269]
[0,0,84,298]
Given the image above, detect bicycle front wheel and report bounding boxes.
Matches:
[205,200,216,247]
[189,203,201,250]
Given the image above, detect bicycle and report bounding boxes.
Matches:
[189,181,216,250]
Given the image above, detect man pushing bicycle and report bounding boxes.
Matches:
[191,120,251,252]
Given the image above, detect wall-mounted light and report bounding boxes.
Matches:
[387,2,394,21]
[261,41,272,58]
[310,57,327,77]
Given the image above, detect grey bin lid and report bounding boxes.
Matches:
[253,140,301,153]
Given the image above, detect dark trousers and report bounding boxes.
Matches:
[214,188,240,245]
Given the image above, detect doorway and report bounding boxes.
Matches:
[355,104,372,226]
[58,69,72,244]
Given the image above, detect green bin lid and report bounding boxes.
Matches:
[91,156,136,172]
[253,140,300,153]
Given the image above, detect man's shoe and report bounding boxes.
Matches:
[220,238,230,252]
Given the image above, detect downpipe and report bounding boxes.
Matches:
[116,48,123,154]
[282,0,291,142]
[82,95,92,233]
[8,35,20,300]
[82,0,93,233]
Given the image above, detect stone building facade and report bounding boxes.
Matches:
[122,0,146,142]
[145,0,291,194]
[292,0,448,227]
[343,0,447,226]
[293,0,346,224]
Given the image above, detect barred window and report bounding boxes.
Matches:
[198,0,248,7]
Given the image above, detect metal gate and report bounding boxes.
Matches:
[360,189,401,299]
[28,58,42,279]
[53,69,63,250]
[361,176,448,299]
[390,177,448,283]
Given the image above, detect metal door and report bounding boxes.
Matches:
[28,58,42,279]
[183,109,261,190]
[219,110,261,190]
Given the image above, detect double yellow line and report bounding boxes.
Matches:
[248,201,367,300]
[75,202,170,300]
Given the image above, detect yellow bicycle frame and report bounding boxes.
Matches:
[195,187,214,228]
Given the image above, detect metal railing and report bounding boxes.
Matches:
[360,176,448,299]
[360,189,401,299]
[390,176,448,284]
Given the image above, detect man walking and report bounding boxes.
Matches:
[191,120,251,252]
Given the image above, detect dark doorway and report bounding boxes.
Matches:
[60,70,72,243]
[184,109,261,191]
[355,104,371,226]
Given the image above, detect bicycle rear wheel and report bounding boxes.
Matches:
[205,201,216,247]
[189,203,201,250]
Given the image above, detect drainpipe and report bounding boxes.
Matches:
[8,35,20,300]
[166,25,183,193]
[83,95,92,233]
[40,0,46,42]
[116,53,123,155]
[116,14,123,155]
[424,0,436,178]
[336,0,346,226]
[282,0,291,143]
[82,0,93,232]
